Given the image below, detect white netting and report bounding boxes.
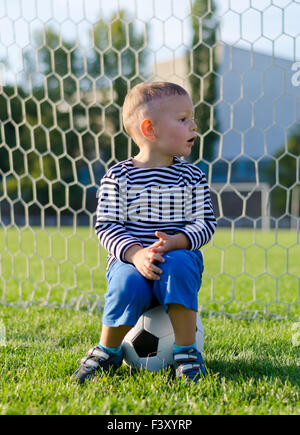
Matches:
[0,0,299,319]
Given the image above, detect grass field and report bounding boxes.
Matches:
[0,306,299,415]
[0,228,299,415]
[0,228,299,317]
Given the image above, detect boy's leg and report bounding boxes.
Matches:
[152,248,204,321]
[73,260,153,383]
[167,303,197,346]
[152,249,206,380]
[101,260,153,329]
[100,325,132,348]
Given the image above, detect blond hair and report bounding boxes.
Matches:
[122,81,188,137]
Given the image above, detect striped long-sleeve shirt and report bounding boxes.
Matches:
[95,156,217,271]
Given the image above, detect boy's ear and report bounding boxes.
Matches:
[140,119,155,140]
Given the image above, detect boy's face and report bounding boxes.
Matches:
[151,94,197,157]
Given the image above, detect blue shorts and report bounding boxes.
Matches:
[102,249,204,327]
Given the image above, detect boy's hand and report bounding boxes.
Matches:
[124,231,190,280]
[150,231,190,254]
[125,240,166,281]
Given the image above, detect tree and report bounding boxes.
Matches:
[91,10,149,162]
[187,0,219,164]
[0,9,149,219]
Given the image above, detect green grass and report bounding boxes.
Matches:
[0,306,299,415]
[0,227,299,414]
[0,227,299,318]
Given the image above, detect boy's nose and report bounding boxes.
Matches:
[191,120,197,131]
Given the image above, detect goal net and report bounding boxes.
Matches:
[0,0,299,319]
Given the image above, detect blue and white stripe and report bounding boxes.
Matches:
[95,156,217,270]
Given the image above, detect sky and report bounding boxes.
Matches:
[0,0,300,76]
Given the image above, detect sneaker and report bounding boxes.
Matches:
[72,346,123,384]
[173,347,206,382]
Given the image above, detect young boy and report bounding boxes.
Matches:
[73,82,217,383]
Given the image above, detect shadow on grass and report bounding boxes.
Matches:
[207,358,300,388]
[73,364,177,387]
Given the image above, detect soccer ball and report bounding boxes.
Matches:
[122,305,204,372]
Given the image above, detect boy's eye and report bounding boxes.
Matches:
[179,117,195,122]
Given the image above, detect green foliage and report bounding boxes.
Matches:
[0,10,149,216]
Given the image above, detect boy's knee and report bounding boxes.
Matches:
[159,249,203,293]
[111,268,151,302]
[161,249,191,271]
[162,249,203,272]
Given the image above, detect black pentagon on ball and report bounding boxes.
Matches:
[132,329,159,358]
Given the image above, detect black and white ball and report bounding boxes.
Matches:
[122,305,204,372]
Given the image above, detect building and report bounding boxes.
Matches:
[151,43,300,226]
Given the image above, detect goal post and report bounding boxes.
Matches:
[211,183,271,231]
